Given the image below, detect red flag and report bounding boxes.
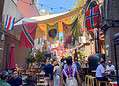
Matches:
[19,23,36,48]
[85,5,101,31]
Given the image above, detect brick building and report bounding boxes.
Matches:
[0,0,39,69]
[0,30,30,69]
[85,0,119,64]
[102,0,119,64]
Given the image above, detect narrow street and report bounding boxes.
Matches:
[0,0,119,86]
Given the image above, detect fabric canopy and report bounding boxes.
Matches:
[14,7,82,26]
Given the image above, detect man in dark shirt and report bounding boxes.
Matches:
[7,71,22,86]
[44,60,54,86]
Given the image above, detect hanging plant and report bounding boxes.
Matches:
[26,57,36,69]
[26,57,36,64]
[71,17,82,45]
[25,51,36,68]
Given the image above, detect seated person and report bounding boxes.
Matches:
[106,60,115,75]
[96,61,108,81]
[25,75,37,86]
[7,71,22,86]
[0,71,11,86]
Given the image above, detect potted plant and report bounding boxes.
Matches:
[26,52,36,69]
[35,51,45,64]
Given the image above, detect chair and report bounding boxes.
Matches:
[96,80,112,86]
[85,75,96,86]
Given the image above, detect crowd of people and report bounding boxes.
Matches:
[96,59,116,81]
[0,69,22,86]
[0,55,116,86]
[42,56,116,86]
[42,56,82,86]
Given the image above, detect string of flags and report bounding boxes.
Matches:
[0,3,102,49]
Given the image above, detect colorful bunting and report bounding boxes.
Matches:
[58,32,64,43]
[62,22,72,48]
[47,23,58,39]
[58,21,63,32]
[35,26,45,39]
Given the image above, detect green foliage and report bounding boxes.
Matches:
[26,51,36,64]
[71,17,82,45]
[26,57,36,64]
[35,51,44,63]
[77,50,85,60]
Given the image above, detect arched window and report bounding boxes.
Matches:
[89,1,97,8]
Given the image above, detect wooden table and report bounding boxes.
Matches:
[110,82,119,86]
[91,70,96,76]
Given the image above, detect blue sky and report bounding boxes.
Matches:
[37,0,76,13]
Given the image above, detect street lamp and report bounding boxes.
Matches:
[114,33,119,86]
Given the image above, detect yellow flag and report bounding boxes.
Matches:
[35,24,47,39]
[58,21,63,32]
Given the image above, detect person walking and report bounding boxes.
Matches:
[53,60,61,86]
[73,58,82,86]
[0,71,11,86]
[44,60,54,86]
[63,56,78,86]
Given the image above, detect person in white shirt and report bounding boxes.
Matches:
[106,60,115,75]
[96,61,108,81]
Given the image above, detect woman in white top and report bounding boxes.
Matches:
[63,56,78,86]
[53,60,61,86]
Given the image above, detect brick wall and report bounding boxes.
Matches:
[2,32,30,69]
[104,0,119,65]
[105,27,119,65]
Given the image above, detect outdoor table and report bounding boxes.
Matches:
[91,70,96,76]
[110,82,118,86]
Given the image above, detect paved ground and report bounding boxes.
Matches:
[36,71,85,86]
